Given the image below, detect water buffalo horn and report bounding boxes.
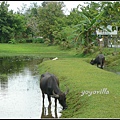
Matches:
[64,87,69,95]
[52,90,59,98]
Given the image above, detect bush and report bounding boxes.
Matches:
[32,37,45,43]
[18,39,26,43]
[25,39,32,43]
[44,38,51,45]
[53,39,61,45]
[8,39,17,44]
[60,40,73,50]
[82,45,99,55]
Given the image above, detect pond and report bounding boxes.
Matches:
[0,56,62,119]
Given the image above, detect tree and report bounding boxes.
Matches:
[0,1,14,42]
[23,2,40,38]
[74,10,104,47]
[13,13,28,40]
[37,1,66,44]
[52,25,77,49]
[65,7,83,26]
[0,1,27,43]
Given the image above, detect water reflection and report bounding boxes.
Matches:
[0,75,8,97]
[0,76,8,90]
[0,56,43,74]
[41,103,58,119]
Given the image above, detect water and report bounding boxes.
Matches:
[0,56,62,118]
[116,72,120,75]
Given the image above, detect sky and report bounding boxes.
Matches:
[3,1,92,15]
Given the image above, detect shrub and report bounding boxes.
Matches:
[8,39,17,44]
[60,41,73,50]
[32,37,45,43]
[18,39,26,43]
[44,38,51,46]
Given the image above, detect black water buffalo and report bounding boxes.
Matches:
[90,54,105,69]
[41,103,58,118]
[40,72,69,110]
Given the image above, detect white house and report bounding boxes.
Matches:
[96,25,118,36]
[96,25,118,47]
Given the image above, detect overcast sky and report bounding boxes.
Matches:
[4,1,91,15]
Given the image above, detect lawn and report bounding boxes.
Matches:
[39,58,120,118]
[0,43,75,57]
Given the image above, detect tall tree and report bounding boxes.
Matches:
[13,13,27,40]
[37,1,66,44]
[65,7,83,26]
[0,1,27,43]
[0,1,14,42]
[22,2,39,38]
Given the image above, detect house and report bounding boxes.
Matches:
[96,25,118,47]
[96,25,118,36]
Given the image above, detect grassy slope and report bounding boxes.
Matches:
[39,58,120,118]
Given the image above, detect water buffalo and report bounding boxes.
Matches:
[41,103,58,118]
[40,72,69,110]
[90,54,105,69]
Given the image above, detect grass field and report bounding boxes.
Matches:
[0,43,120,118]
[0,43,75,57]
[39,58,120,118]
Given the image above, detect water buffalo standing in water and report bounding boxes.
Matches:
[90,54,105,69]
[40,72,69,110]
[41,103,58,118]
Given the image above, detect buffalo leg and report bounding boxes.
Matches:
[100,61,103,69]
[101,63,104,69]
[101,59,105,69]
[55,98,57,107]
[101,65,103,69]
[42,92,45,105]
[55,104,58,118]
[97,64,99,68]
[47,95,52,105]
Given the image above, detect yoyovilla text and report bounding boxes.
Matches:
[81,88,109,96]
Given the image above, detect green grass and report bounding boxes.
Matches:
[0,43,75,57]
[39,58,120,118]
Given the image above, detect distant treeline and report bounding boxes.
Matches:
[0,1,120,50]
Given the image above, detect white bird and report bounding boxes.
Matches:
[52,57,58,60]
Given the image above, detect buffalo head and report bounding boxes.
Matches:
[51,88,69,110]
[90,59,95,65]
